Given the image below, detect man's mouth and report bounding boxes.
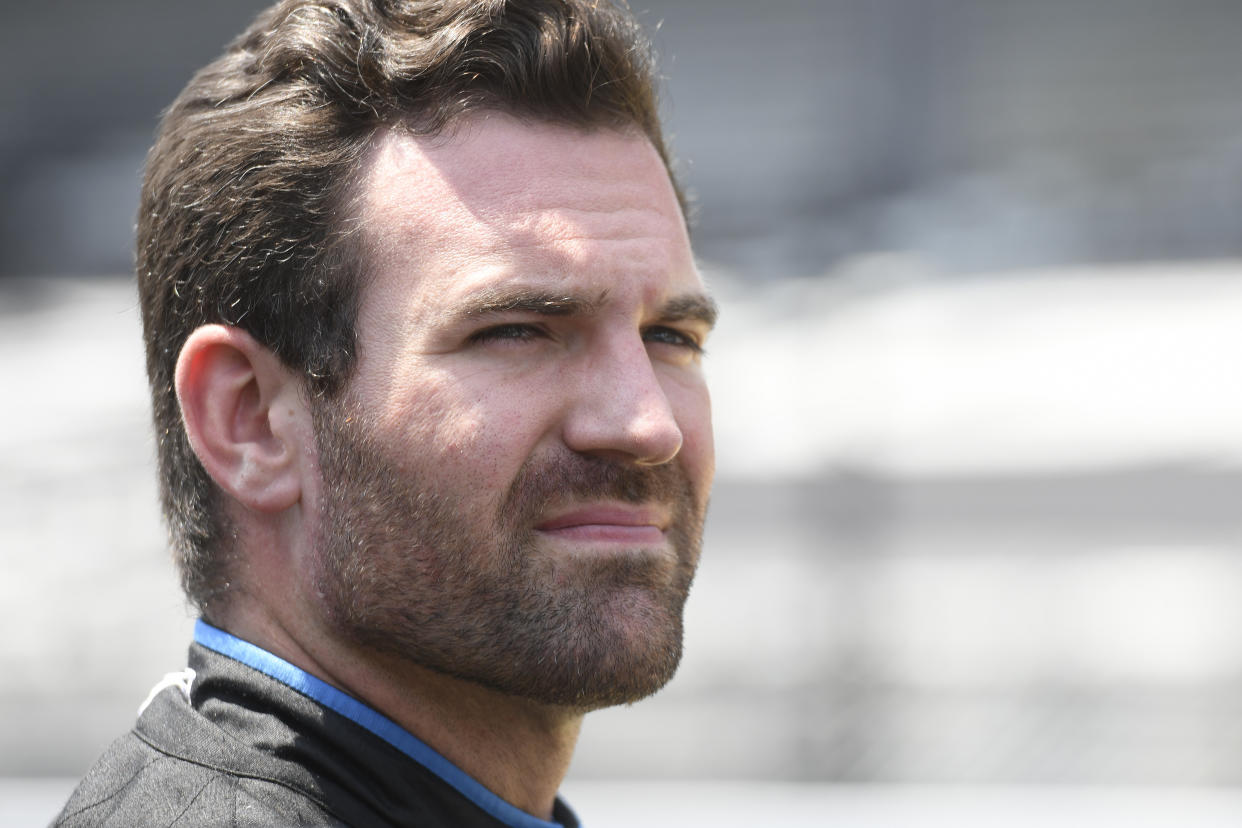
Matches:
[534,505,668,544]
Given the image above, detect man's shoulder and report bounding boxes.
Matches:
[54,643,579,828]
[52,703,343,827]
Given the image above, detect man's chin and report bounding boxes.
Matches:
[501,628,686,711]
[520,583,689,709]
[485,536,694,708]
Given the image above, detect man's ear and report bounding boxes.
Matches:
[175,324,311,513]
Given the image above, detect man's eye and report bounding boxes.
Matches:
[643,326,703,353]
[469,323,544,345]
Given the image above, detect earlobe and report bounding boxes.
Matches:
[175,324,308,513]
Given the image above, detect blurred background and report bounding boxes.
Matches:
[5,0,1242,824]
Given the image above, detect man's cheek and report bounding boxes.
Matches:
[377,387,484,460]
[407,401,534,493]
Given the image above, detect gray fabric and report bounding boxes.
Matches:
[53,644,580,828]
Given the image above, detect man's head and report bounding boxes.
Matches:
[143,0,714,707]
[141,0,678,610]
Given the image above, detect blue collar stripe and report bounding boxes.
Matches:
[193,620,565,828]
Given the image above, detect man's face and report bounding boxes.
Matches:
[305,115,715,709]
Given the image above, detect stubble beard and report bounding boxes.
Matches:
[309,400,706,710]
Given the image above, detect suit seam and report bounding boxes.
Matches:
[162,776,215,827]
[55,752,163,823]
[132,728,343,824]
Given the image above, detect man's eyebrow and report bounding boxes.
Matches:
[452,288,606,321]
[658,293,719,329]
[446,287,719,328]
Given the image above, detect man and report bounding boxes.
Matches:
[55,1,715,826]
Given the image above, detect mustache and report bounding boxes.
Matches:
[502,452,695,521]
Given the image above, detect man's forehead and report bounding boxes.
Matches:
[356,114,683,236]
[350,112,699,323]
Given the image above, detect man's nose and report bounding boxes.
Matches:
[561,335,683,466]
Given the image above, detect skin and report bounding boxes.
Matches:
[175,113,715,820]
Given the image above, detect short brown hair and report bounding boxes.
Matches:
[138,0,677,613]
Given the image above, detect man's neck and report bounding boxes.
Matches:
[215,604,582,821]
